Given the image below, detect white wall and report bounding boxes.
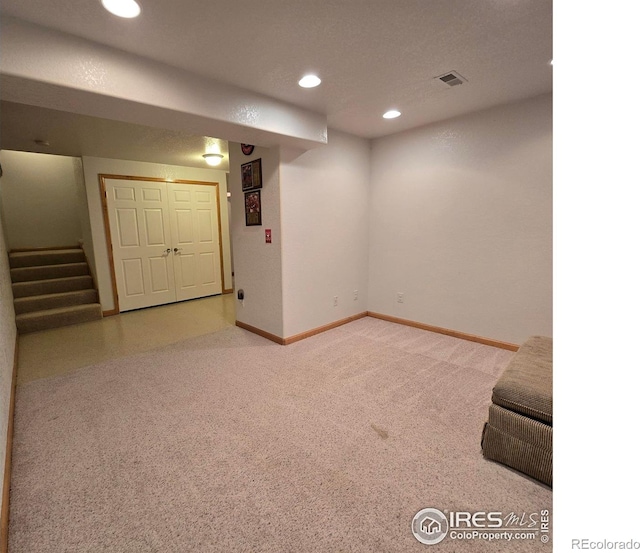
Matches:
[82,157,232,312]
[229,144,284,338]
[0,151,83,249]
[72,158,97,279]
[368,94,552,345]
[280,130,370,337]
[0,184,17,517]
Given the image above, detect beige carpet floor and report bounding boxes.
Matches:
[9,317,552,552]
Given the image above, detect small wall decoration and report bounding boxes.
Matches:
[241,158,262,192]
[245,190,262,226]
[241,144,255,156]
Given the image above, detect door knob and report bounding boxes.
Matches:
[165,248,171,254]
[173,248,182,253]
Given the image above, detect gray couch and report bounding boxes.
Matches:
[481,335,553,487]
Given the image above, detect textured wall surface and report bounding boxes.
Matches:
[280,130,371,337]
[368,94,552,344]
[0,151,83,249]
[229,144,284,338]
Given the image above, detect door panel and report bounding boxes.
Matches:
[148,256,172,293]
[142,187,162,202]
[168,183,222,301]
[116,208,140,247]
[114,186,135,201]
[197,209,214,242]
[144,209,168,245]
[199,252,216,284]
[106,179,176,311]
[122,258,144,296]
[175,209,193,244]
[178,254,196,287]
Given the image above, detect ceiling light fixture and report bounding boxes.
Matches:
[101,0,141,18]
[298,75,321,88]
[203,153,224,166]
[383,110,401,119]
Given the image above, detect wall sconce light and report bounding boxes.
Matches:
[203,153,224,166]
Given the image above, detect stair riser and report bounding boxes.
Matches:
[9,250,85,269]
[12,276,94,298]
[16,305,103,334]
[14,290,99,315]
[11,263,90,283]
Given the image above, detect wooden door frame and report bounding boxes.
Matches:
[99,174,230,315]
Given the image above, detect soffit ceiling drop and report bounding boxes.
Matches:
[0,101,231,171]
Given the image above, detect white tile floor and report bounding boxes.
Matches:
[17,294,236,385]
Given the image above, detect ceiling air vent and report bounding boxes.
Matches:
[436,71,467,87]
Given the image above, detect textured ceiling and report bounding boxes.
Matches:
[0,0,552,164]
[0,101,230,171]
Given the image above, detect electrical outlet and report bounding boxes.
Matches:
[354,290,358,301]
[397,292,404,303]
[333,296,338,307]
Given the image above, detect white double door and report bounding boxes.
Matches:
[105,178,223,312]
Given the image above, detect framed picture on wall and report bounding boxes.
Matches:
[245,190,262,226]
[241,158,262,191]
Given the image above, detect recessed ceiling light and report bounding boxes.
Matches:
[298,75,321,88]
[383,110,401,119]
[101,0,141,18]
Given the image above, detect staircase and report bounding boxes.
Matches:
[9,247,103,333]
